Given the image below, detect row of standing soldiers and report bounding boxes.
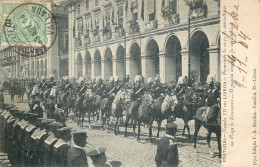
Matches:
[0,104,121,167]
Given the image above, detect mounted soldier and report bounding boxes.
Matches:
[93,76,106,97]
[174,77,185,100]
[153,74,163,99]
[130,75,144,112]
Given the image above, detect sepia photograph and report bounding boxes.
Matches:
[0,0,223,166]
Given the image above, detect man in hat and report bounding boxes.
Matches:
[93,76,106,96]
[174,77,185,99]
[153,75,163,99]
[53,127,72,167]
[43,122,63,167]
[67,131,88,167]
[129,75,144,117]
[86,147,107,167]
[155,123,179,167]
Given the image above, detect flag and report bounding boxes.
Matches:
[161,0,165,16]
[112,5,115,24]
[73,20,76,38]
[141,0,144,20]
[125,0,128,16]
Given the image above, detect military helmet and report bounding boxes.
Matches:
[109,76,114,83]
[154,74,161,82]
[147,77,153,84]
[177,76,184,85]
[206,74,216,84]
[96,76,103,83]
[134,75,142,83]
[114,76,119,82]
[41,75,46,80]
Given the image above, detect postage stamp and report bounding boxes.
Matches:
[1,1,57,57]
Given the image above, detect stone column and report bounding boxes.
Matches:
[141,54,156,83]
[82,60,86,76]
[125,56,131,80]
[159,52,175,83]
[208,45,220,82]
[180,49,189,78]
[91,61,95,78]
[101,59,112,80]
[112,58,118,77]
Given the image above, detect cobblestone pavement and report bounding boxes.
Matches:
[5,94,221,167]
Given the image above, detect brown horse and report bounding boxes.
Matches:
[173,91,202,139]
[193,104,221,158]
[82,89,95,128]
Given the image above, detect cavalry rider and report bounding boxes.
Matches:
[129,75,145,113]
[153,74,163,99]
[113,76,121,94]
[93,76,106,97]
[146,77,154,92]
[174,76,185,99]
[205,74,220,107]
[104,76,115,98]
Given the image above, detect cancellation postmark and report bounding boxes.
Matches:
[2,2,57,57]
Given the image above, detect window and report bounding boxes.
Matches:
[105,11,110,27]
[77,4,81,14]
[64,34,68,50]
[147,0,155,21]
[95,15,99,34]
[169,0,177,15]
[133,13,138,22]
[86,0,89,10]
[85,19,90,36]
[95,0,99,7]
[118,6,123,27]
[78,22,82,38]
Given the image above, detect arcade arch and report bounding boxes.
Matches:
[129,42,142,81]
[165,35,182,82]
[145,39,159,80]
[190,31,209,83]
[103,47,113,80]
[115,45,125,79]
[93,50,101,77]
[84,51,91,79]
[76,53,83,78]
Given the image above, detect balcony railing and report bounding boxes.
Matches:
[128,20,139,34]
[189,3,207,20]
[93,34,100,43]
[145,20,158,30]
[102,26,112,41]
[115,26,125,38]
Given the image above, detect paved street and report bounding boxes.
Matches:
[5,94,221,167]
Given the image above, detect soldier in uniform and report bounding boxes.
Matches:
[129,75,144,114]
[67,131,88,167]
[174,77,186,105]
[155,123,179,167]
[93,76,106,97]
[43,122,63,167]
[86,147,107,167]
[146,77,154,92]
[153,75,163,99]
[53,127,72,167]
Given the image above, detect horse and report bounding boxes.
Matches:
[124,91,154,142]
[173,90,202,139]
[193,104,221,158]
[153,93,178,138]
[82,89,94,128]
[111,89,131,135]
[73,94,84,127]
[100,97,110,131]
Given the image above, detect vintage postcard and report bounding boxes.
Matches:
[0,0,259,167]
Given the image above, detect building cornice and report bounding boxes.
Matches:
[75,15,220,51]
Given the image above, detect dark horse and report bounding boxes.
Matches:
[173,91,202,139]
[193,104,221,158]
[82,89,95,128]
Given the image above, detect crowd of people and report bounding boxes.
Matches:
[0,73,221,166]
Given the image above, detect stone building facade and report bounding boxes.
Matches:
[0,4,68,79]
[68,0,220,83]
